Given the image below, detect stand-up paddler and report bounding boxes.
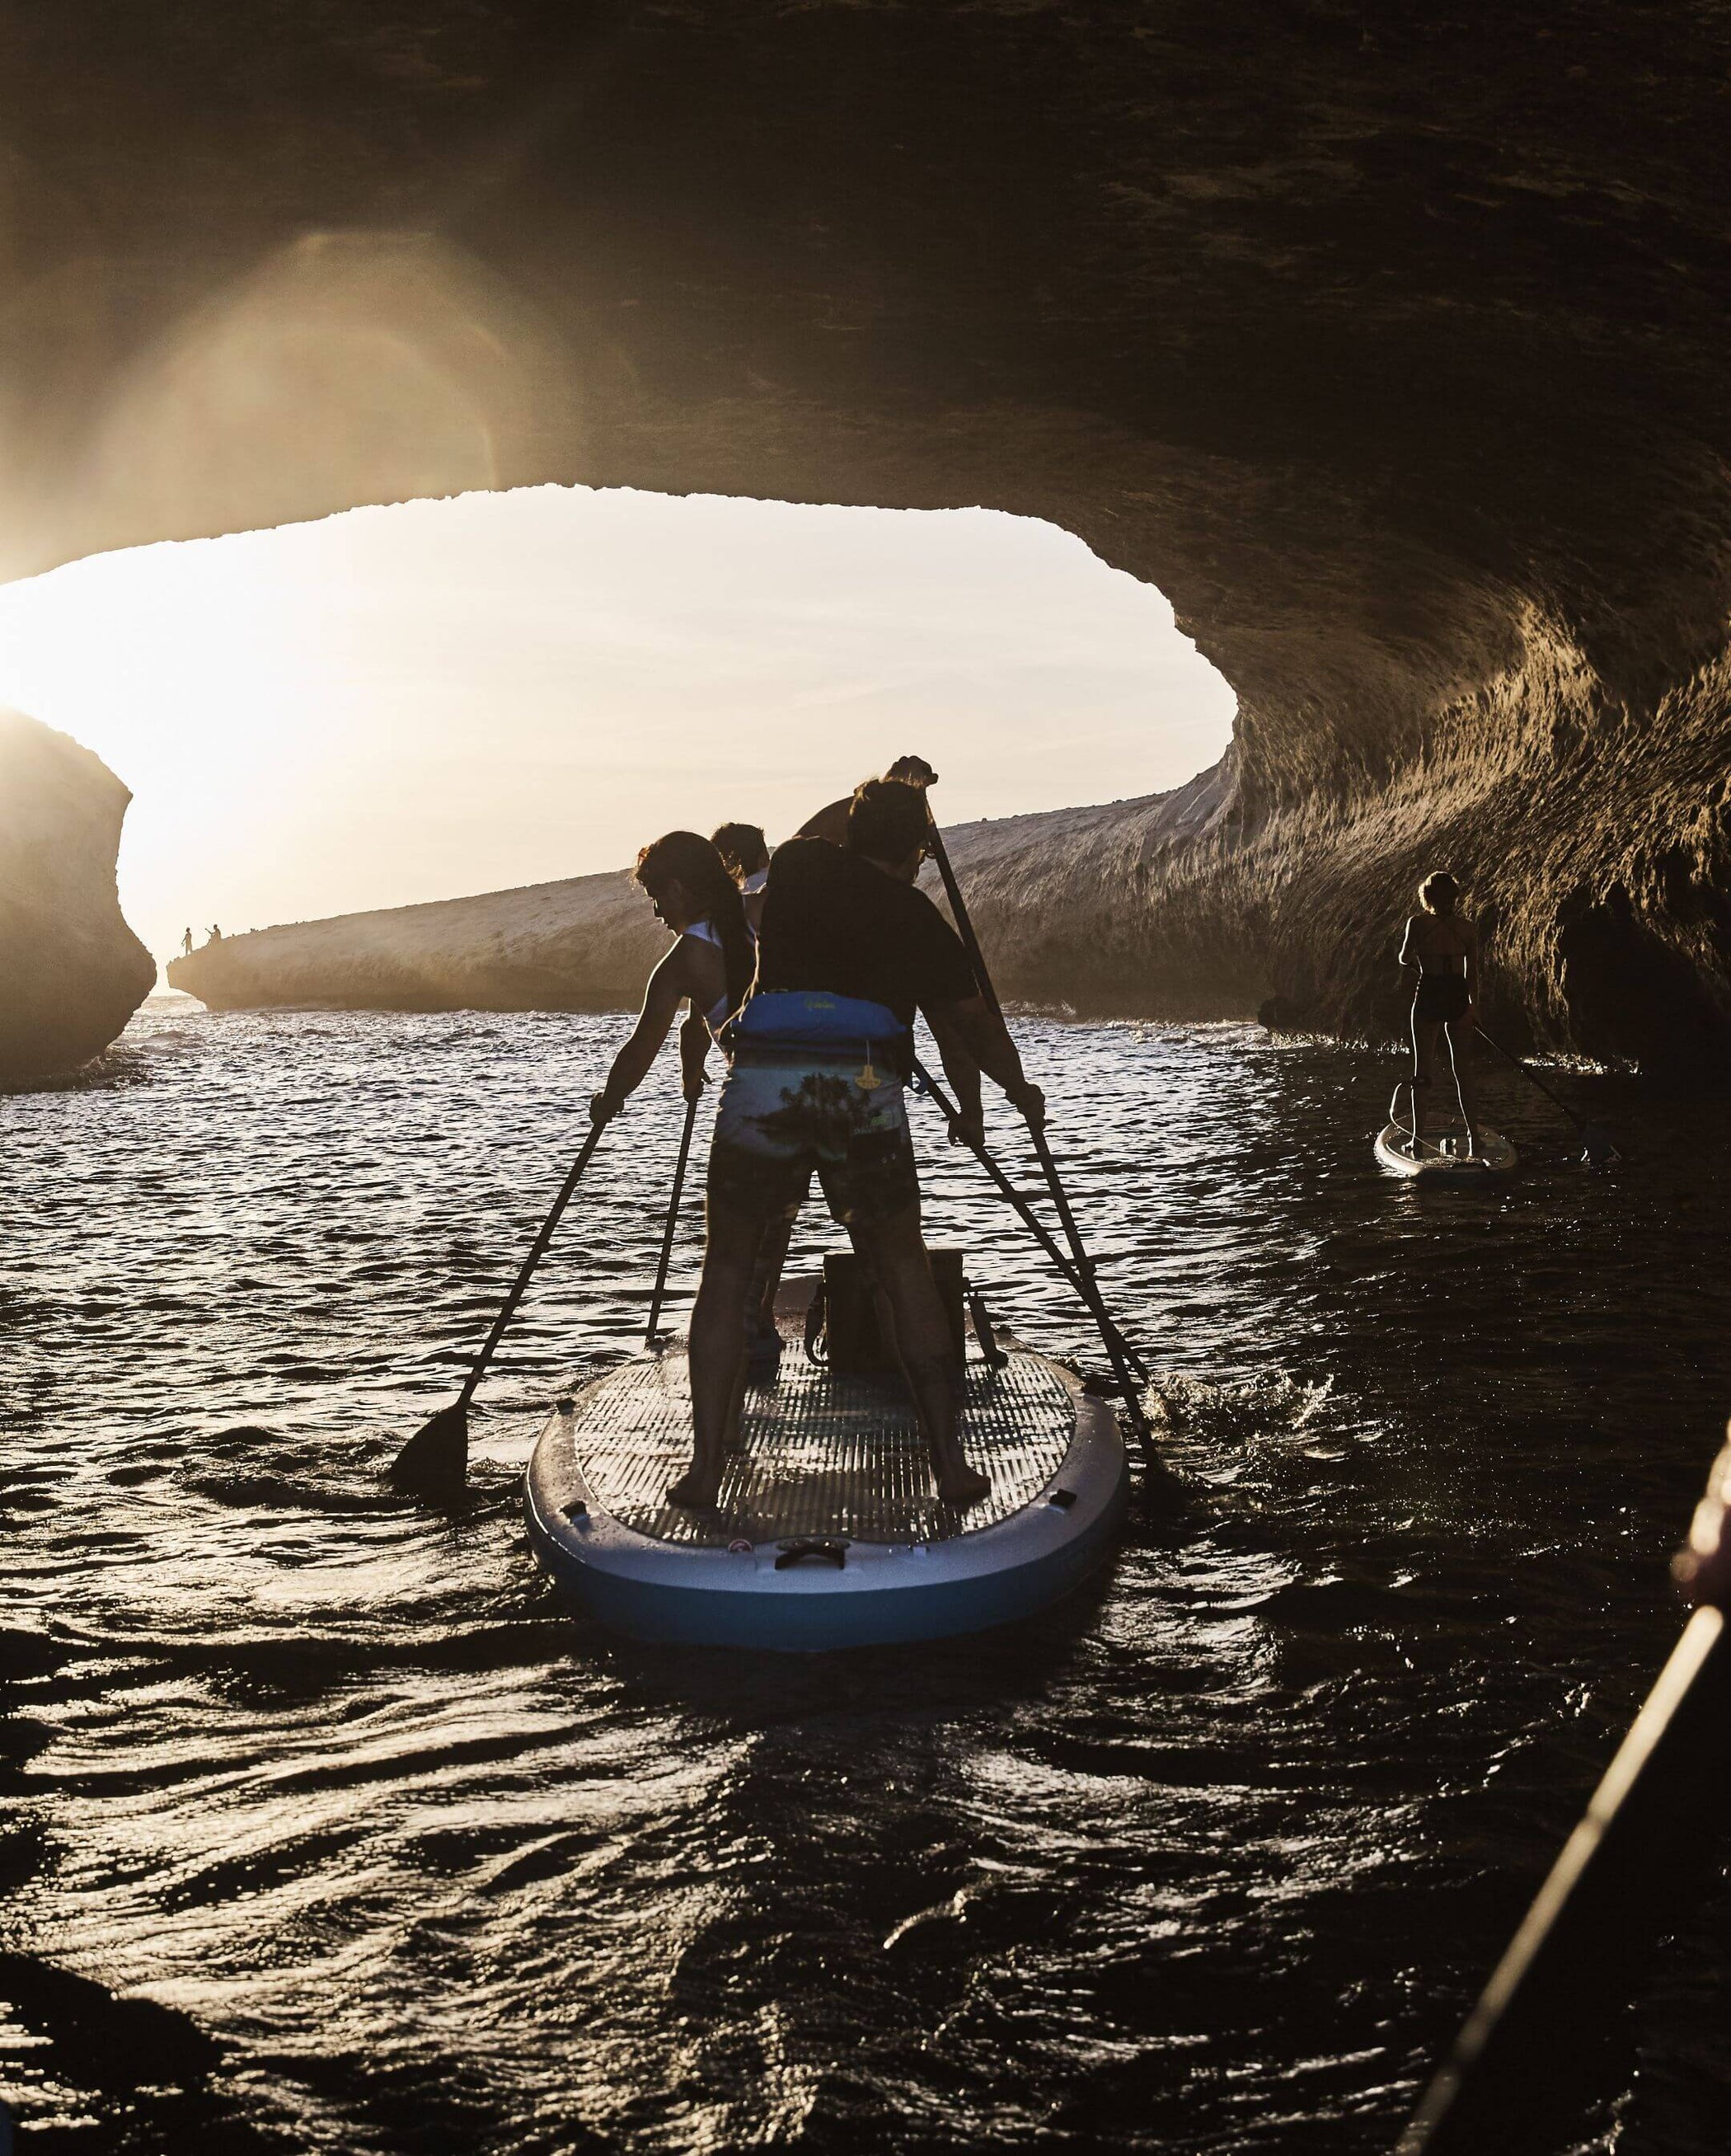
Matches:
[677,775,1045,1510]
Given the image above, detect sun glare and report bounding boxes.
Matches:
[0,487,1236,974]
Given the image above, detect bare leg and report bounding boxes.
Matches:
[747,1200,799,1350]
[1446,1014,1480,1154]
[847,1205,989,1505]
[1409,1014,1442,1149]
[678,1194,772,1507]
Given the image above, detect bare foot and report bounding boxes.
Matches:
[934,1458,992,1507]
[667,1466,722,1509]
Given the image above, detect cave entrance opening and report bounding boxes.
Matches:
[0,484,1234,976]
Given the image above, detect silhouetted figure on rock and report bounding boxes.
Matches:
[180,928,193,956]
[1396,870,1480,1157]
[206,924,223,945]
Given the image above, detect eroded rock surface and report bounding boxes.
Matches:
[168,871,664,1014]
[7,4,1731,1067]
[0,712,155,1083]
[166,762,1253,1021]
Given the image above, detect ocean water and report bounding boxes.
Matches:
[3,997,1728,2154]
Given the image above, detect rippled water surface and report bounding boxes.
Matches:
[5,998,1729,2153]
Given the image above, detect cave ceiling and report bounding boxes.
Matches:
[7,1,1731,1063]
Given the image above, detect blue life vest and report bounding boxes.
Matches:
[726,989,908,1055]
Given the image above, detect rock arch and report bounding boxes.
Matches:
[6,2,1730,1071]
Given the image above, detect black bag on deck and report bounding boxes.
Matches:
[819,1249,966,1374]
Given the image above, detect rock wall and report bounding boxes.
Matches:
[7,3,1731,1069]
[166,760,1256,1022]
[0,713,156,1083]
[167,869,665,1014]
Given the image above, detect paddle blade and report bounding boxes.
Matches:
[1581,1123,1623,1167]
[388,1402,468,1493]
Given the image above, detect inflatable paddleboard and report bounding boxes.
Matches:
[524,1332,1128,1651]
[1374,1123,1518,1181]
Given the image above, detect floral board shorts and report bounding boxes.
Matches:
[707,1047,920,1227]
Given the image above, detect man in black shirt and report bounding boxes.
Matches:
[677,777,1044,1511]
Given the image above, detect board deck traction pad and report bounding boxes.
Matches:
[1377,1122,1516,1174]
[562,1345,1077,1549]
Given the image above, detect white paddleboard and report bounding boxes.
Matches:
[1374,1123,1518,1181]
[523,1335,1128,1651]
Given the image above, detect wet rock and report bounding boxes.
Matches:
[6,7,1731,1068]
[0,713,155,1083]
[0,1952,223,2093]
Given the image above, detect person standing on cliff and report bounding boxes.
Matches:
[181,927,193,956]
[1396,870,1481,1156]
[671,775,1044,1512]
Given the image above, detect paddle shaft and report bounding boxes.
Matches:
[1400,1603,1731,2152]
[923,811,1156,1455]
[456,1122,606,1411]
[911,1055,1148,1382]
[644,1092,699,1347]
[1474,1025,1589,1131]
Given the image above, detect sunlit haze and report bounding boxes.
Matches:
[0,486,1234,971]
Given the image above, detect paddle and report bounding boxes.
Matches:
[644,1090,700,1349]
[921,804,1158,1466]
[1399,1595,1731,2150]
[912,1052,1149,1382]
[388,1122,607,1494]
[1475,1024,1621,1165]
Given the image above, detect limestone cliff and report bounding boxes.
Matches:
[167,765,1249,1022]
[0,713,156,1083]
[5,4,1731,1069]
[168,870,665,1014]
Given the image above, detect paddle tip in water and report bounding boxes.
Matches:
[387,1402,469,1494]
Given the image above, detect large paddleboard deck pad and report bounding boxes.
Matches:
[1375,1123,1518,1181]
[524,1342,1127,1649]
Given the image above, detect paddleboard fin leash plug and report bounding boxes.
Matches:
[389,1120,608,1496]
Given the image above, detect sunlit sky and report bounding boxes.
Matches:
[0,485,1234,971]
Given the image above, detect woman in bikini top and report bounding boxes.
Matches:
[1396,869,1481,1157]
[589,832,757,1127]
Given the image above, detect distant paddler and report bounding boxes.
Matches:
[588,832,756,1125]
[1396,871,1482,1158]
[678,775,1045,1512]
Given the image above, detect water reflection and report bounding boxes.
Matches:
[2,1000,1725,2151]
